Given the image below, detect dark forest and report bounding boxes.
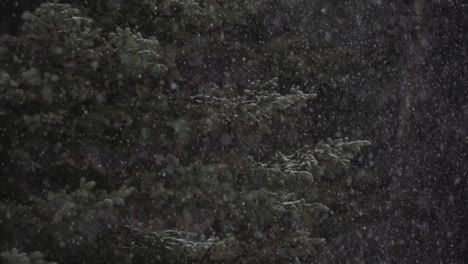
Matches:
[1,1,467,263]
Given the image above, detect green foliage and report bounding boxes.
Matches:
[128,139,370,262]
[0,3,172,191]
[0,2,373,263]
[1,248,57,264]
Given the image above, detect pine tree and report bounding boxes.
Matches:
[1,2,372,263]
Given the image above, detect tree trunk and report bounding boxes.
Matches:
[391,0,430,262]
[397,0,428,143]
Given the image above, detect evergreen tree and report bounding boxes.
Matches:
[0,2,372,263]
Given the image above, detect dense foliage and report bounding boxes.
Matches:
[0,2,372,263]
[1,0,467,263]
